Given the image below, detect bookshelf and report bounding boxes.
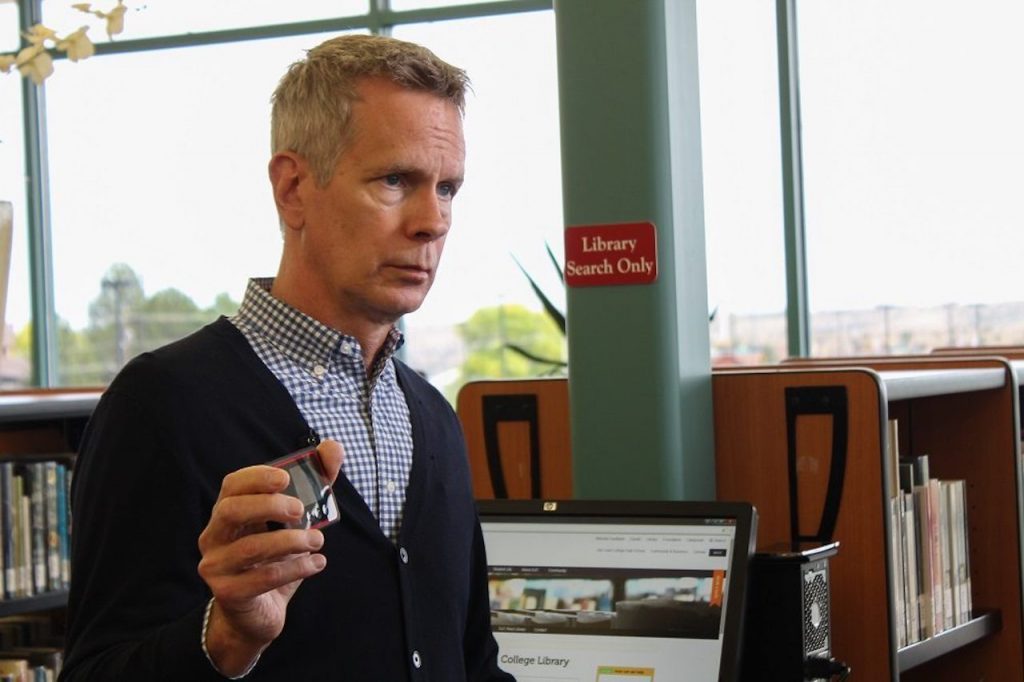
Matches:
[456,378,572,500]
[932,347,1024,434]
[0,389,99,615]
[713,357,1024,680]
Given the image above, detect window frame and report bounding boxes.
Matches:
[12,0,553,385]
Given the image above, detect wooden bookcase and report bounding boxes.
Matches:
[456,378,571,500]
[931,348,1024,437]
[713,357,1024,680]
[0,389,99,618]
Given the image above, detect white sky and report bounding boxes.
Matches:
[699,0,1024,316]
[3,1,1024,335]
[2,5,564,333]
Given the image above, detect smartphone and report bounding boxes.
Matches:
[267,446,340,530]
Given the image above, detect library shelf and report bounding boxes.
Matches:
[713,356,1024,681]
[0,389,100,627]
[0,389,100,455]
[0,590,68,618]
[898,609,1000,673]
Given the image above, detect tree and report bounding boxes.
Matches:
[83,263,146,377]
[132,288,203,353]
[67,264,239,385]
[449,304,566,399]
[6,264,242,387]
[209,292,241,318]
[60,316,106,386]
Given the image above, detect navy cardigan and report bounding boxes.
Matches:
[60,317,513,681]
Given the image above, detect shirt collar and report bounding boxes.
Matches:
[234,278,405,374]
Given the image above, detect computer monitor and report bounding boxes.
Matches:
[478,499,757,682]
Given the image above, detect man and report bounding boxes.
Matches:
[61,34,514,681]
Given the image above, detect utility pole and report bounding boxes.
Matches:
[102,274,129,370]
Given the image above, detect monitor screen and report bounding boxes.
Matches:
[478,500,757,682]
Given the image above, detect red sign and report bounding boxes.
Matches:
[564,222,658,288]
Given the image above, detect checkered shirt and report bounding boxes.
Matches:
[229,278,413,542]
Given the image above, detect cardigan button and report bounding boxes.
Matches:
[400,547,409,564]
[412,650,422,668]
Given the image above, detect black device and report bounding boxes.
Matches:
[740,541,849,681]
[477,499,758,682]
[267,446,340,530]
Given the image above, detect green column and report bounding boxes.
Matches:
[555,0,713,500]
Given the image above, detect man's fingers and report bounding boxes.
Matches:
[200,492,304,549]
[316,439,344,484]
[219,465,291,498]
[199,529,326,594]
[206,552,328,605]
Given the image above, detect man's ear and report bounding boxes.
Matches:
[268,151,310,231]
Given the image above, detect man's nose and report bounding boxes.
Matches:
[406,187,451,241]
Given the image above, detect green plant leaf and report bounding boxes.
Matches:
[505,342,568,369]
[512,255,566,335]
[545,241,564,285]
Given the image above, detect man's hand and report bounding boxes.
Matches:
[197,440,343,677]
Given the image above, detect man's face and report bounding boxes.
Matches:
[296,77,465,332]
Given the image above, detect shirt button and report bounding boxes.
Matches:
[312,364,327,378]
[411,650,422,668]
[341,341,353,355]
[386,480,397,494]
[400,547,409,564]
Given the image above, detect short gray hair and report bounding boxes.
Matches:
[271,34,470,186]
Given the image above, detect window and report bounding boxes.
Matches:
[696,1,787,364]
[43,33,339,384]
[1,1,31,386]
[41,0,368,42]
[1,0,17,52]
[395,11,565,398]
[10,2,562,394]
[797,0,1024,354]
[391,0,477,10]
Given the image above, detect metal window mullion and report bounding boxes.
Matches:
[19,0,57,386]
[47,0,553,59]
[776,0,810,358]
[370,0,391,36]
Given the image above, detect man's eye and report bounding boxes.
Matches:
[438,182,456,198]
[384,174,403,187]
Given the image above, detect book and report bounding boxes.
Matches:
[21,464,46,595]
[0,657,27,682]
[43,463,59,593]
[0,464,13,599]
[12,475,26,598]
[901,490,920,643]
[54,465,68,591]
[927,478,945,633]
[909,455,951,636]
[885,419,906,647]
[890,492,906,647]
[1,646,61,679]
[952,479,972,623]
[937,480,954,631]
[913,484,934,637]
[886,419,901,499]
[945,480,963,626]
[62,469,72,589]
